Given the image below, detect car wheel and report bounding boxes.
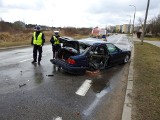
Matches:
[124,55,130,63]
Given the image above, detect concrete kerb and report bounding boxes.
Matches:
[121,36,134,120]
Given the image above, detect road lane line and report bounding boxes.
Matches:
[19,58,33,63]
[75,79,92,96]
[116,35,123,44]
[19,55,47,63]
[54,116,62,120]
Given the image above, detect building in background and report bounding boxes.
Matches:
[116,25,120,32]
[122,24,129,33]
[122,24,133,33]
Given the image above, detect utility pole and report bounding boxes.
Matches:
[141,0,150,45]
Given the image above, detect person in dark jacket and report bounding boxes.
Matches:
[50,31,61,59]
[31,25,45,65]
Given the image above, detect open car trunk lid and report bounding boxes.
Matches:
[56,36,80,60]
[59,36,79,52]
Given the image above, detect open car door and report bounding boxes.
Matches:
[88,44,109,71]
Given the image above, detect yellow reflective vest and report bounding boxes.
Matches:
[33,32,43,45]
[53,36,60,44]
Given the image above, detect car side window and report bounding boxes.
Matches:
[90,46,106,55]
[79,43,90,53]
[106,44,118,54]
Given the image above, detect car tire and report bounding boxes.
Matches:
[123,55,130,63]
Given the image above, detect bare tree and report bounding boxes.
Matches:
[138,17,144,26]
[148,14,160,36]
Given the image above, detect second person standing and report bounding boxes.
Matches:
[50,31,61,59]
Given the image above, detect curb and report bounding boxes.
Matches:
[121,37,134,120]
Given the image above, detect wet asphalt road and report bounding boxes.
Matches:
[0,34,132,120]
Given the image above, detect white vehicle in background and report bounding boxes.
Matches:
[91,27,107,41]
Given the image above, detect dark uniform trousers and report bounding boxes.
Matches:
[33,45,42,62]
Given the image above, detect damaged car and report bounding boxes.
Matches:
[50,37,131,74]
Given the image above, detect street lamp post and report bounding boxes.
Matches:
[129,5,136,35]
[127,15,131,34]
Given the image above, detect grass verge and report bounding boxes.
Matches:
[144,37,160,41]
[132,42,160,120]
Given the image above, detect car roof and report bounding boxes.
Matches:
[77,37,108,46]
[59,36,75,41]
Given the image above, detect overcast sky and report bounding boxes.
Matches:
[0,0,160,28]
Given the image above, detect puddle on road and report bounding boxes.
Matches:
[85,70,111,94]
[83,84,111,116]
[92,79,110,93]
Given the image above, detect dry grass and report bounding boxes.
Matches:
[0,31,87,48]
[72,34,90,39]
[0,32,32,47]
[132,42,160,120]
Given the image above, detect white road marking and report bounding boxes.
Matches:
[76,79,92,96]
[19,58,33,63]
[54,116,62,120]
[19,55,47,63]
[116,35,123,44]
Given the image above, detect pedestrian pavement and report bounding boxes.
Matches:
[132,35,160,47]
[121,35,160,120]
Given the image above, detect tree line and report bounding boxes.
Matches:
[138,13,160,37]
[147,13,160,36]
[0,19,92,35]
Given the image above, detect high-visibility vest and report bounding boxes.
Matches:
[53,36,60,44]
[33,32,43,45]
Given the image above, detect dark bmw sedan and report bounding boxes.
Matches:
[50,37,131,74]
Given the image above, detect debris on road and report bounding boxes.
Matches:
[19,83,26,88]
[86,70,100,77]
[76,112,80,116]
[20,71,23,75]
[46,74,54,77]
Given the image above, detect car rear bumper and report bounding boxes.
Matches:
[50,59,87,74]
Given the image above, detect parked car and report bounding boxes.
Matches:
[50,37,131,74]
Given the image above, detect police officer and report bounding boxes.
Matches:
[31,25,45,65]
[50,31,61,59]
[102,34,107,41]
